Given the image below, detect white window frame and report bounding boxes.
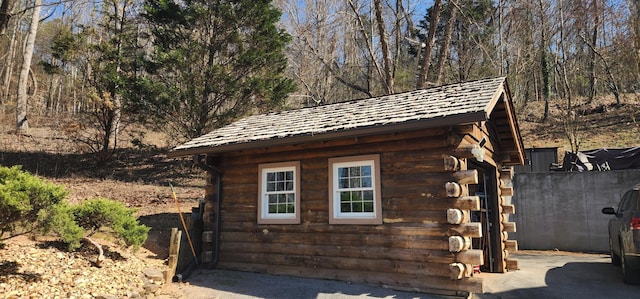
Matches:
[328,155,382,225]
[257,161,301,224]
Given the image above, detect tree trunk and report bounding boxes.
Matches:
[1,20,18,112]
[347,0,385,95]
[83,237,105,267]
[373,0,393,94]
[538,0,550,122]
[109,0,124,154]
[628,0,640,85]
[416,0,442,89]
[587,0,599,104]
[580,34,621,105]
[435,0,458,85]
[0,0,16,36]
[16,0,41,133]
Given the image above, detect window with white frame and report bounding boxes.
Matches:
[328,155,382,224]
[258,161,300,224]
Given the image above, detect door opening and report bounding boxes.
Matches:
[469,162,501,273]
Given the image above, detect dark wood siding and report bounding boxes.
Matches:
[202,128,487,294]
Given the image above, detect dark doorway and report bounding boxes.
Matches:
[469,162,501,272]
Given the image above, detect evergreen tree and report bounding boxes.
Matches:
[83,0,142,161]
[139,0,296,140]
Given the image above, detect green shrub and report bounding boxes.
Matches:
[0,166,149,253]
[0,166,68,238]
[70,198,150,250]
[40,202,84,250]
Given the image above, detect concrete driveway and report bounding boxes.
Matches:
[170,251,639,299]
[476,251,639,299]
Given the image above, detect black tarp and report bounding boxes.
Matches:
[561,147,640,171]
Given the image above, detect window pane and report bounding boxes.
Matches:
[285,171,293,180]
[363,202,374,212]
[361,166,371,176]
[363,190,373,201]
[277,182,285,191]
[285,182,293,191]
[351,191,362,201]
[268,194,277,203]
[338,167,349,178]
[352,201,363,212]
[267,182,275,192]
[341,203,351,212]
[267,172,275,181]
[276,172,284,180]
[350,178,360,188]
[339,178,349,188]
[340,191,351,202]
[361,177,372,188]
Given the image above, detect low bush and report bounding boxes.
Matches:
[70,198,149,250]
[0,166,149,257]
[0,166,68,239]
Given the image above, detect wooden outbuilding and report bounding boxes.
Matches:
[168,77,525,297]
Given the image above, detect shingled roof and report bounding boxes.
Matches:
[169,77,523,161]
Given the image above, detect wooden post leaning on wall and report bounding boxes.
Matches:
[165,228,182,283]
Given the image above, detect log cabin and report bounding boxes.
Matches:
[167,77,525,297]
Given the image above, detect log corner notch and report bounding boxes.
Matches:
[444,160,483,281]
[499,167,518,271]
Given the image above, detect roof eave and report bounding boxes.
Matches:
[166,111,489,158]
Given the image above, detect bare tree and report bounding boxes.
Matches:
[587,0,599,104]
[435,0,457,85]
[538,0,550,122]
[16,0,42,133]
[373,0,393,94]
[0,0,18,36]
[627,0,640,86]
[281,0,421,103]
[1,14,21,112]
[416,0,441,89]
[580,33,621,105]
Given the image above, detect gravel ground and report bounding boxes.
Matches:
[0,236,169,299]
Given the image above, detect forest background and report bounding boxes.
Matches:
[1,0,639,159]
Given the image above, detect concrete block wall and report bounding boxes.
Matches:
[512,170,640,253]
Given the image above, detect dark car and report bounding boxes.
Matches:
[602,184,640,284]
